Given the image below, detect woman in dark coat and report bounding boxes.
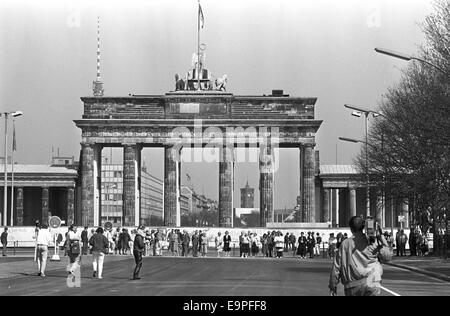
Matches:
[223,231,231,257]
[121,228,131,255]
[297,232,307,259]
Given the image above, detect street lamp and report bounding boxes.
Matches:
[375,47,448,75]
[342,104,381,218]
[2,111,23,226]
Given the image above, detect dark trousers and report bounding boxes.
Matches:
[182,244,189,257]
[82,242,89,255]
[133,251,143,278]
[2,243,6,256]
[308,246,314,258]
[268,246,273,257]
[192,244,198,257]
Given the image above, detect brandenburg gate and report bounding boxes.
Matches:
[74,89,322,228]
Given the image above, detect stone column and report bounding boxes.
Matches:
[299,146,305,222]
[219,146,234,227]
[303,145,316,222]
[67,187,75,226]
[402,198,409,229]
[259,145,274,226]
[323,188,331,223]
[16,187,24,226]
[349,187,357,218]
[81,143,95,227]
[42,187,49,225]
[123,144,141,227]
[164,145,180,226]
[332,189,340,227]
[93,145,102,227]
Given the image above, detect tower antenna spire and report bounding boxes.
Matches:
[93,16,104,96]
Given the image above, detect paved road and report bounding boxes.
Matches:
[0,256,448,296]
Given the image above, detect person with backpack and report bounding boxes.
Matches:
[67,225,82,276]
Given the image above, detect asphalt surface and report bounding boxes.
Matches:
[0,255,449,296]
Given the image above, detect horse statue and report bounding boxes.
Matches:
[175,73,186,91]
[215,74,228,91]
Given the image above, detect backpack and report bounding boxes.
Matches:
[70,241,80,254]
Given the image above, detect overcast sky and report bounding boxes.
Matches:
[0,0,435,208]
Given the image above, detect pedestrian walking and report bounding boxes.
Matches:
[314,232,322,257]
[284,232,290,252]
[89,227,109,279]
[297,232,307,259]
[223,231,231,257]
[251,233,259,256]
[35,224,52,277]
[112,227,120,254]
[307,232,315,258]
[399,230,408,256]
[67,225,82,276]
[289,233,296,255]
[132,226,146,280]
[274,232,284,258]
[1,227,8,257]
[241,233,250,258]
[121,228,131,255]
[192,230,199,257]
[201,232,208,257]
[328,233,336,259]
[81,227,89,255]
[215,232,223,257]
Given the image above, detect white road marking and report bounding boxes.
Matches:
[380,285,401,296]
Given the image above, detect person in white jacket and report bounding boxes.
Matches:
[36,224,53,277]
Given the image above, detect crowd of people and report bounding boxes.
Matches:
[27,221,434,281]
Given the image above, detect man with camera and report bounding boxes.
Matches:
[329,216,393,296]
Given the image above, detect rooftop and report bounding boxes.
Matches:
[319,165,359,175]
[2,164,78,175]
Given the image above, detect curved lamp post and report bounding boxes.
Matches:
[375,47,447,75]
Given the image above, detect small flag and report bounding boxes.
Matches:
[12,125,17,151]
[186,173,191,181]
[199,3,204,28]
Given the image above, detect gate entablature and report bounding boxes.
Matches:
[80,92,317,120]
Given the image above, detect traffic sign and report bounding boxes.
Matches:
[105,221,113,230]
[49,216,62,229]
[398,215,406,222]
[48,216,62,262]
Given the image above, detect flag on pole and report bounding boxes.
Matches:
[199,3,204,28]
[13,124,17,151]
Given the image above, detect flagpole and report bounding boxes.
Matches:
[3,114,7,226]
[197,0,201,91]
[10,120,15,227]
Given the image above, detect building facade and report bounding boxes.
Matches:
[100,163,163,227]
